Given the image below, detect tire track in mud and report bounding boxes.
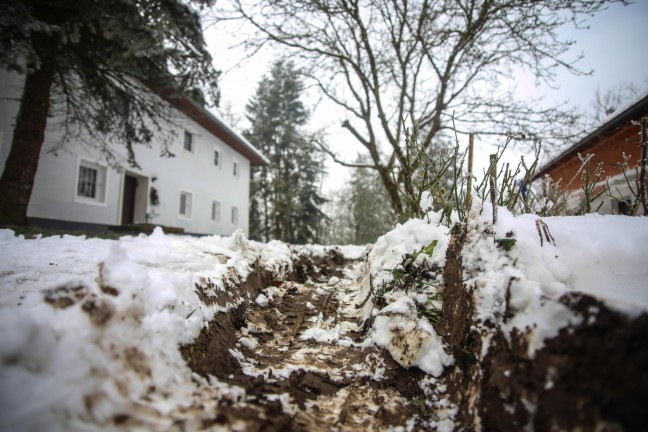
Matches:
[183,253,431,431]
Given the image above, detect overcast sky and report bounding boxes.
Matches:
[205,2,648,192]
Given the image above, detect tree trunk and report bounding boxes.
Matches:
[0,32,58,226]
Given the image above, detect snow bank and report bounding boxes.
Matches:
[367,217,454,376]
[0,228,292,430]
[368,218,450,286]
[372,295,453,376]
[465,202,648,357]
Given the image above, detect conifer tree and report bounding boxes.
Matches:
[245,60,326,244]
[323,157,396,245]
[0,0,219,225]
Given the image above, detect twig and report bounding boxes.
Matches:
[535,219,555,247]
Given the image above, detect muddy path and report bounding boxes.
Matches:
[182,252,435,431]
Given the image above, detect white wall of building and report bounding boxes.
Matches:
[0,68,253,236]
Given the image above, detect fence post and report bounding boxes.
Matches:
[489,154,498,224]
[465,133,474,209]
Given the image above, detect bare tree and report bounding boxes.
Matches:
[211,0,624,219]
[591,82,643,124]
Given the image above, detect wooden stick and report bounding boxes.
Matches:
[466,133,474,209]
[639,117,648,215]
[489,154,498,224]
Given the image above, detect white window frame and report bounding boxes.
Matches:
[213,147,221,169]
[74,158,108,206]
[231,206,239,226]
[178,190,193,219]
[211,200,221,223]
[232,160,239,178]
[183,130,194,153]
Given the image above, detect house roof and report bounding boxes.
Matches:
[155,88,269,166]
[534,91,648,179]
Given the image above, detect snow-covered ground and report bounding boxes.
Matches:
[1,205,647,430]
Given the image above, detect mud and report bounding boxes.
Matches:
[180,236,648,431]
[181,249,428,431]
[441,230,648,431]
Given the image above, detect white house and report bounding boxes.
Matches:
[0,70,267,236]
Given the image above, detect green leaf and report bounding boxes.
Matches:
[497,238,517,252]
[392,269,406,281]
[423,240,439,256]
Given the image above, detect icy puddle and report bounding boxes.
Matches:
[184,257,430,431]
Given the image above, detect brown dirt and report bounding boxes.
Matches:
[180,235,648,431]
[181,249,429,431]
[440,229,648,431]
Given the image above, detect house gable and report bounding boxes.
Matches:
[535,93,648,192]
[153,87,268,167]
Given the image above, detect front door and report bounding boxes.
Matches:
[121,175,138,225]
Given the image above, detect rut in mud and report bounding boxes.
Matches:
[181,250,440,431]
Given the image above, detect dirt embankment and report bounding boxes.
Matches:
[439,229,648,431]
[181,248,429,431]
[181,238,647,431]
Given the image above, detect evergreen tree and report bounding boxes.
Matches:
[245,60,326,244]
[324,156,397,245]
[0,0,219,225]
[348,157,397,244]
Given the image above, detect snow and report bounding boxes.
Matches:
[464,202,648,356]
[255,293,269,307]
[367,219,454,376]
[372,295,453,376]
[0,203,646,428]
[0,227,293,430]
[368,218,450,286]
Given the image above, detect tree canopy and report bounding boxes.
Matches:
[212,0,625,219]
[245,60,327,244]
[0,0,220,225]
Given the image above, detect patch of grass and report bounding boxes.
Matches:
[1,224,123,240]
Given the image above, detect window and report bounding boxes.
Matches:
[211,200,221,223]
[76,159,107,204]
[78,165,97,198]
[231,206,239,225]
[179,191,192,218]
[233,161,238,177]
[183,131,193,152]
[214,149,220,167]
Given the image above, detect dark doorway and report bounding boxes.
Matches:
[121,175,138,225]
[618,199,631,216]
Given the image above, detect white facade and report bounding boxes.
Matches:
[0,69,265,236]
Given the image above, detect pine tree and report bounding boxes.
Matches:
[0,0,219,225]
[323,156,397,245]
[348,157,397,244]
[245,60,326,244]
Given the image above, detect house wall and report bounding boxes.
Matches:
[133,116,251,236]
[0,68,251,236]
[545,122,642,191]
[544,119,645,215]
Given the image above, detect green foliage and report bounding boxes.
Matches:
[0,0,220,167]
[496,238,517,252]
[245,60,327,244]
[375,240,444,323]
